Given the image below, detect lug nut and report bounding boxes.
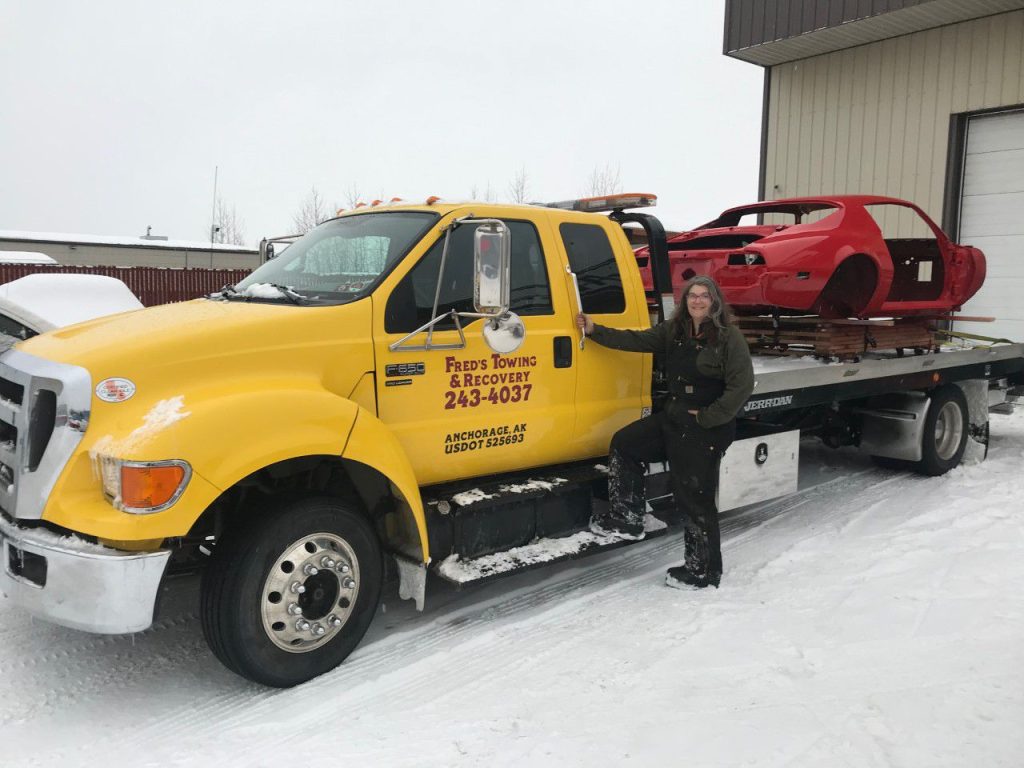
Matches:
[295,619,311,631]
[342,576,356,589]
[328,615,342,627]
[287,603,302,616]
[338,563,350,573]
[320,556,336,569]
[311,623,326,636]
[290,581,306,594]
[303,564,319,576]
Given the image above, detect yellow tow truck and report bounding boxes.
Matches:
[0,195,676,686]
[2,194,1021,686]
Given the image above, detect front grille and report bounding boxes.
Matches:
[0,350,92,520]
[0,377,24,406]
[27,389,56,471]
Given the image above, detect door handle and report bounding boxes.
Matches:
[554,336,573,368]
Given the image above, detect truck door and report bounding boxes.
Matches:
[374,214,577,486]
[557,220,651,455]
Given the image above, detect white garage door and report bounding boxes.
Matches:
[958,109,1024,343]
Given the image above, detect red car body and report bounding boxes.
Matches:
[637,195,986,318]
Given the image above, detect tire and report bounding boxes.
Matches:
[200,496,382,687]
[913,385,968,476]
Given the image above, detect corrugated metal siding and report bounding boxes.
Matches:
[763,10,1024,236]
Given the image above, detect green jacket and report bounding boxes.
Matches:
[589,318,755,429]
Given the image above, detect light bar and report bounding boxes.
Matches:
[545,193,657,213]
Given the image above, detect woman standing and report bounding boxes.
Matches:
[576,275,754,589]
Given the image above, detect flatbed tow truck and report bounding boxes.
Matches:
[0,193,1021,686]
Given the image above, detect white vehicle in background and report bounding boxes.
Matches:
[0,273,143,342]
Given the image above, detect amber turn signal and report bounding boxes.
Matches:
[120,462,188,512]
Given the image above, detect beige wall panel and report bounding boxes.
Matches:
[1000,15,1022,103]
[821,53,841,193]
[915,30,942,216]
[765,9,1024,237]
[832,49,854,193]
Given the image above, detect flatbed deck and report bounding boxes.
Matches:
[744,341,1024,417]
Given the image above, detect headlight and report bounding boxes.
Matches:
[100,457,191,514]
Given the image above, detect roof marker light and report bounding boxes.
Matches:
[545,193,658,213]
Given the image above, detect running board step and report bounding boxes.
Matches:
[432,514,669,586]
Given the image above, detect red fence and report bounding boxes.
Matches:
[0,265,253,307]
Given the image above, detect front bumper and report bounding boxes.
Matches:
[0,515,170,634]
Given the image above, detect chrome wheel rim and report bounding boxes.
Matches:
[934,401,964,461]
[261,533,360,653]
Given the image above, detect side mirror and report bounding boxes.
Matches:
[473,221,510,315]
[483,312,526,354]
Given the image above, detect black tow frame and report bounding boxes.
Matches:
[609,211,672,323]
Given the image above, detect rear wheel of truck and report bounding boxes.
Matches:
[913,385,968,476]
[200,496,382,687]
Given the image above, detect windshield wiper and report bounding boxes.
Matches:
[268,284,306,304]
[214,283,239,299]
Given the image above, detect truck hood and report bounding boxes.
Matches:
[16,297,375,401]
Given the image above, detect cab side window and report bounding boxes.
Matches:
[385,220,552,333]
[560,223,626,314]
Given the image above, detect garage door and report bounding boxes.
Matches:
[957,109,1024,343]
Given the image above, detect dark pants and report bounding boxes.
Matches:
[606,411,732,577]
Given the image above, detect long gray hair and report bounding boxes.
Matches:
[670,275,733,341]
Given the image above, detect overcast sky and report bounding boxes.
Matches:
[0,1,763,246]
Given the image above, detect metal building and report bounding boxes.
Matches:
[0,230,259,270]
[725,0,1024,340]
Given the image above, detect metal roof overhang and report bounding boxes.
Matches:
[727,0,1024,66]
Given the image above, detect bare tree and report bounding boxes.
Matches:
[470,182,496,202]
[344,182,363,210]
[583,163,623,197]
[507,167,529,204]
[212,198,246,246]
[292,186,329,234]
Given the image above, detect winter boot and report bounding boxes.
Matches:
[665,565,720,590]
[665,524,719,589]
[589,451,646,540]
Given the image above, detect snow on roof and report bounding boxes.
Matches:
[0,251,58,265]
[0,229,256,252]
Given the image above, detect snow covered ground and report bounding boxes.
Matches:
[3,411,1023,767]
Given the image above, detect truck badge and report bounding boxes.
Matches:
[385,363,425,377]
[96,378,136,403]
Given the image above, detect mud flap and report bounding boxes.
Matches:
[955,379,989,464]
[395,555,427,611]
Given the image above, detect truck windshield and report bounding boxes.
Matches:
[231,211,438,305]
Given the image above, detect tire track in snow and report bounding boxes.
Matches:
[75,467,890,762]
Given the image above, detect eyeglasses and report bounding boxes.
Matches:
[686,292,712,302]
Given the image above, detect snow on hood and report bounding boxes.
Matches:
[90,395,192,458]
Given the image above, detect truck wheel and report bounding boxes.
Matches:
[913,385,968,476]
[200,496,382,687]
